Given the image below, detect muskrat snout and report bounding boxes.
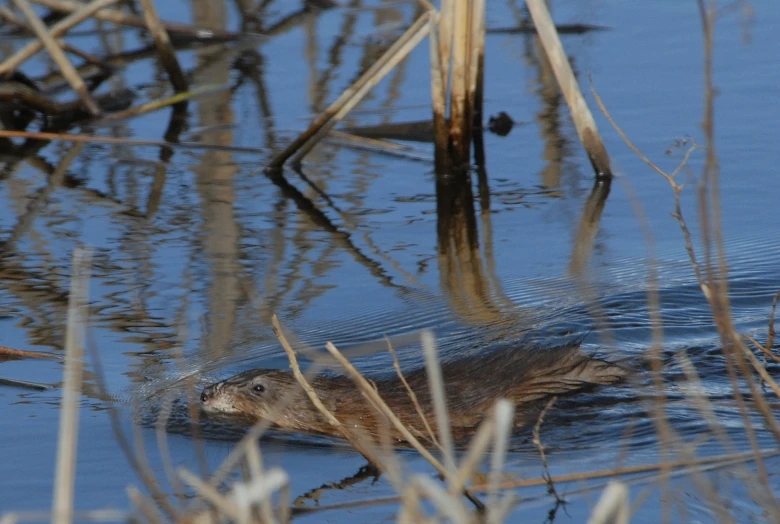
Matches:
[199,380,243,416]
[200,369,289,420]
[200,385,215,404]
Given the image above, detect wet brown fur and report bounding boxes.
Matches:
[201,343,628,444]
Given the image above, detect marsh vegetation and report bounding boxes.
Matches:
[0,0,778,522]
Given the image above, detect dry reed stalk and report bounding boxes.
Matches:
[268,12,432,169]
[448,401,507,495]
[152,396,187,503]
[526,0,611,177]
[179,468,241,518]
[271,315,384,467]
[11,0,101,116]
[0,510,128,523]
[299,443,774,518]
[740,346,780,398]
[744,334,780,363]
[611,175,679,506]
[0,12,107,68]
[470,447,780,493]
[243,444,274,523]
[588,481,629,524]
[674,349,736,450]
[447,0,471,162]
[429,13,449,169]
[438,0,453,92]
[486,399,513,511]
[287,16,433,166]
[51,247,91,524]
[0,345,57,359]
[0,0,120,75]
[386,336,441,449]
[137,0,188,93]
[694,7,780,505]
[85,337,179,520]
[410,475,470,523]
[321,337,488,512]
[321,339,450,476]
[593,73,780,507]
[742,289,780,364]
[126,487,166,524]
[0,5,26,26]
[30,0,237,38]
[420,330,456,475]
[467,0,484,118]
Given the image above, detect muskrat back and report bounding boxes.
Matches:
[201,342,628,444]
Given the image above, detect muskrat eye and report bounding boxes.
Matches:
[252,383,265,393]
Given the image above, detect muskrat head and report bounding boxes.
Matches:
[200,369,295,424]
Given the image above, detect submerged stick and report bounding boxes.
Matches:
[526,0,611,178]
[0,129,263,153]
[52,247,91,524]
[0,377,53,390]
[96,83,229,124]
[0,345,58,360]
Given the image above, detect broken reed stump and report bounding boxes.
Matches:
[431,0,485,169]
[526,0,612,178]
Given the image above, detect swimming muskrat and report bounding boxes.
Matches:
[200,343,628,443]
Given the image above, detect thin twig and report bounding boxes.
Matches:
[532,397,563,503]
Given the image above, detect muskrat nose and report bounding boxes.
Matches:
[200,387,213,403]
